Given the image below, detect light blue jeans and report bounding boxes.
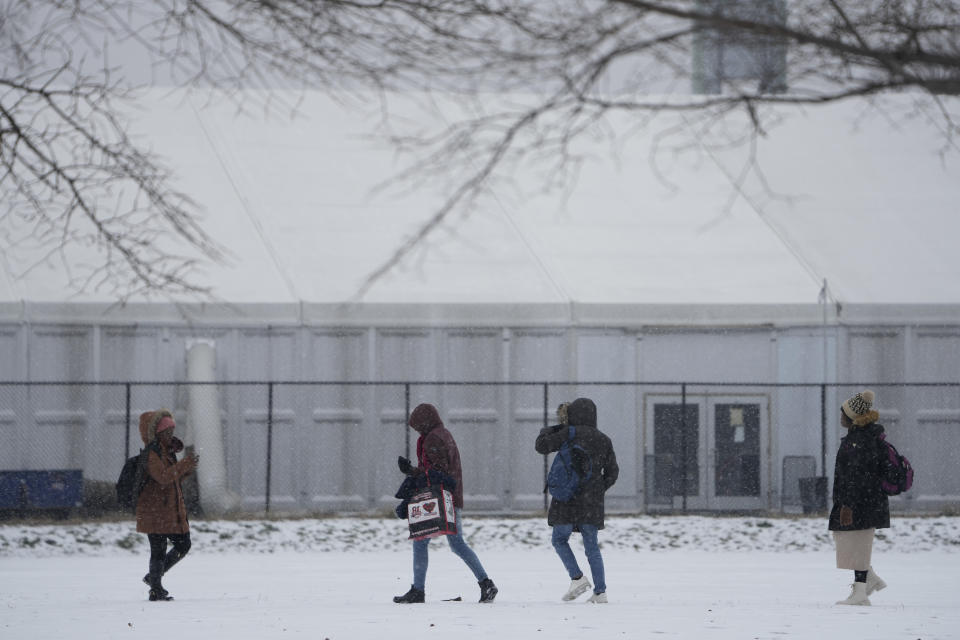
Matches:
[552,524,606,594]
[412,508,488,591]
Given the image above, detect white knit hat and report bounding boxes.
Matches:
[842,390,877,426]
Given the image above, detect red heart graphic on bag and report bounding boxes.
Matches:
[423,501,436,513]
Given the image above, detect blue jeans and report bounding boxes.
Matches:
[552,524,606,594]
[412,508,488,590]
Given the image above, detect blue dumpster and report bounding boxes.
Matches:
[0,470,83,509]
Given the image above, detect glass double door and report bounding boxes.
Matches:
[645,395,768,511]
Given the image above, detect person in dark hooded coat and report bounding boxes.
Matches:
[393,403,498,604]
[829,389,890,606]
[535,397,618,603]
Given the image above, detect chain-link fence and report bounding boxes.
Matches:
[1,381,958,517]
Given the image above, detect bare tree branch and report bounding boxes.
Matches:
[2,1,958,300]
[352,0,960,295]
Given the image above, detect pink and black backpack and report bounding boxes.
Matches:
[878,433,914,496]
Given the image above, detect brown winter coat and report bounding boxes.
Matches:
[135,410,192,534]
[409,404,465,508]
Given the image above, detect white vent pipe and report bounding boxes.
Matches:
[186,340,239,514]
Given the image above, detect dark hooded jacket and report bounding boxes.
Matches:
[828,420,890,531]
[408,403,464,508]
[535,398,619,528]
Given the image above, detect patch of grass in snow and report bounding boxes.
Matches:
[116,533,139,550]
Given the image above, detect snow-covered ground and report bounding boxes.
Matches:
[2,515,959,640]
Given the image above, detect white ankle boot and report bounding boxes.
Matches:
[562,576,591,601]
[586,592,608,603]
[865,567,887,596]
[836,582,871,606]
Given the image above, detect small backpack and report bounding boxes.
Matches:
[878,433,914,496]
[546,426,593,502]
[116,448,150,512]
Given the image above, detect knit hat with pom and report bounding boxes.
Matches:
[842,390,879,426]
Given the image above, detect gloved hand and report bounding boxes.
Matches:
[840,506,853,526]
[398,456,414,475]
[540,424,564,435]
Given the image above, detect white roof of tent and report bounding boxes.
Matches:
[1,89,958,325]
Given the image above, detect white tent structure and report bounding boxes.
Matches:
[3,90,959,310]
[1,89,958,515]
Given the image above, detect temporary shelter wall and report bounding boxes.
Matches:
[1,90,957,513]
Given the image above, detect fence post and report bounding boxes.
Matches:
[680,382,688,513]
[265,382,274,514]
[404,383,411,459]
[124,382,132,458]
[543,382,549,513]
[820,383,827,475]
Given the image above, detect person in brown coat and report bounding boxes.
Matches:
[136,409,198,601]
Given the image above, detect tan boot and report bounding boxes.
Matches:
[865,567,887,596]
[836,582,871,606]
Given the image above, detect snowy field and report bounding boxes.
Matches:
[2,515,959,640]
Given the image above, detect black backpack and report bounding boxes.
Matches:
[116,447,151,512]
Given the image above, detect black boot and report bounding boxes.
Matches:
[145,571,171,601]
[393,586,425,603]
[147,578,172,601]
[149,588,174,602]
[143,573,169,599]
[478,577,498,603]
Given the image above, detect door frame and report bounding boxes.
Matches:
[642,392,771,511]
